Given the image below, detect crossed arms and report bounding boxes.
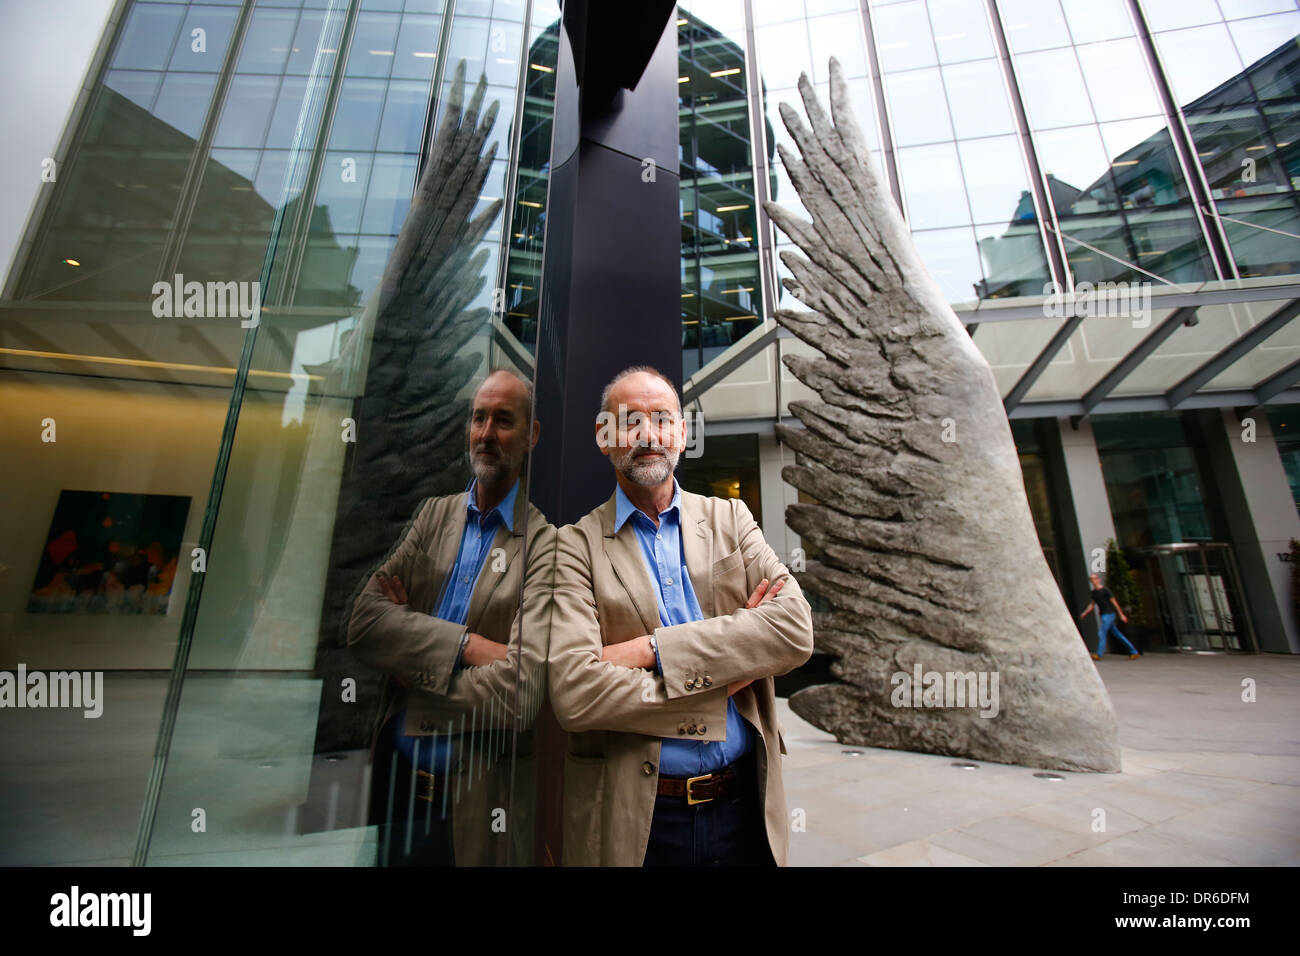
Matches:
[546,500,814,739]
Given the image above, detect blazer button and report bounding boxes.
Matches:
[698,725,707,734]
[684,680,693,692]
[678,723,687,735]
[688,724,697,735]
[702,676,713,687]
[642,761,655,775]
[693,677,703,689]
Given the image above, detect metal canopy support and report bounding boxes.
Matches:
[681,322,781,406]
[1075,306,1199,423]
[1167,299,1300,407]
[1003,313,1084,415]
[1255,358,1300,406]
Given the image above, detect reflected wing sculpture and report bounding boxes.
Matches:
[765,59,1121,772]
[314,61,505,750]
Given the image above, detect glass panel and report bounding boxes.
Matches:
[911,225,984,303]
[884,68,954,146]
[1139,0,1227,32]
[1265,404,1300,514]
[1060,0,1134,44]
[1074,38,1162,122]
[926,0,995,64]
[975,219,1051,298]
[943,59,1016,139]
[959,135,1033,224]
[1014,48,1096,128]
[112,0,559,868]
[897,141,971,228]
[682,3,763,375]
[873,0,939,72]
[996,0,1071,54]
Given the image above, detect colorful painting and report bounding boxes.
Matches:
[27,490,191,615]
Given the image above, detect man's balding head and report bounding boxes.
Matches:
[467,367,539,491]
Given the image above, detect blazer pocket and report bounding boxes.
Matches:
[711,547,748,613]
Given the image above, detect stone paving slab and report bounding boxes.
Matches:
[781,653,1300,867]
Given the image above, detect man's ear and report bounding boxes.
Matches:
[530,419,541,451]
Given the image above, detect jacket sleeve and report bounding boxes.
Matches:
[345,498,466,697]
[655,499,814,700]
[437,520,558,730]
[546,521,729,740]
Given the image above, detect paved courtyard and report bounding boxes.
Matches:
[781,652,1300,866]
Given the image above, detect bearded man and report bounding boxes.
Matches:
[347,367,555,866]
[547,366,813,866]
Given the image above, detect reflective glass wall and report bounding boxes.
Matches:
[1,0,560,867]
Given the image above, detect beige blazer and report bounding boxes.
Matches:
[547,488,813,867]
[347,487,555,865]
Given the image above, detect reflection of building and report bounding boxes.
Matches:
[1,0,1298,869]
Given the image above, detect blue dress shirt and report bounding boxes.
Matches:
[393,479,518,772]
[614,481,753,777]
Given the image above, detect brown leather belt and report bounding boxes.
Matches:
[656,765,740,804]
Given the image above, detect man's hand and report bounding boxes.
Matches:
[601,635,655,669]
[463,632,508,666]
[376,572,408,606]
[745,577,783,609]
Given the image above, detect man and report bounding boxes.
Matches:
[547,366,814,866]
[1078,572,1140,661]
[347,368,555,866]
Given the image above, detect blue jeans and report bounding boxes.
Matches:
[1098,613,1138,656]
[643,754,775,867]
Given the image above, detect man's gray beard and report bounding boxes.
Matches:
[614,446,679,487]
[469,448,521,487]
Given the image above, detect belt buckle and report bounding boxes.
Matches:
[685,773,713,805]
[415,769,438,802]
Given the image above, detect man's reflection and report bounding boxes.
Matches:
[347,368,554,866]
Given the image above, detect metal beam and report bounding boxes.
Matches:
[1009,387,1300,419]
[1078,306,1198,419]
[1167,298,1300,407]
[682,321,779,406]
[1003,313,1083,415]
[1255,358,1300,406]
[952,280,1300,324]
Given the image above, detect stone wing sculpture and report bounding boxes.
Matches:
[764,59,1121,772]
[313,61,504,751]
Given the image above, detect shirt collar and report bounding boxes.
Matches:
[614,479,681,533]
[465,478,518,532]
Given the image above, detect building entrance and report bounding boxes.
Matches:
[1131,543,1257,652]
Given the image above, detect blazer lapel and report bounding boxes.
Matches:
[600,493,661,637]
[426,493,469,612]
[679,491,714,618]
[468,520,520,630]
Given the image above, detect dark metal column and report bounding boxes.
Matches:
[530,0,682,527]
